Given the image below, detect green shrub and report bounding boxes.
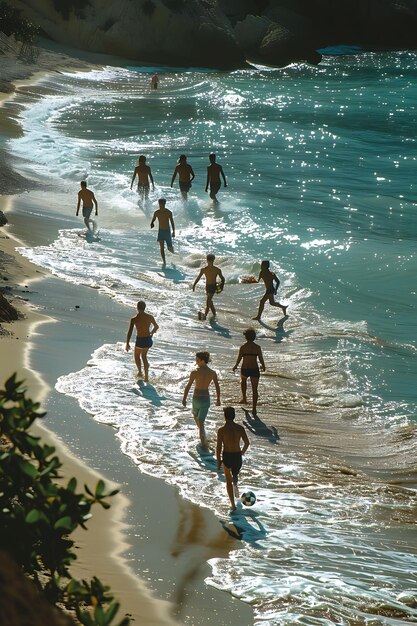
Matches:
[0,1,38,45]
[0,374,130,626]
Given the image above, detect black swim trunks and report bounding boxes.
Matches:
[241,366,260,379]
[179,181,191,192]
[206,283,216,295]
[222,451,242,481]
[209,182,221,197]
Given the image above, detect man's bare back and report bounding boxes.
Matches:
[131,311,156,337]
[78,188,95,208]
[192,364,218,391]
[201,265,223,286]
[218,421,247,452]
[153,207,172,229]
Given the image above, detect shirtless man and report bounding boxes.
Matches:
[252,260,287,321]
[193,254,225,320]
[125,300,159,382]
[216,407,250,511]
[150,198,175,266]
[76,181,98,231]
[233,328,266,416]
[205,153,227,204]
[171,154,195,201]
[151,73,159,89]
[130,155,155,200]
[182,351,221,450]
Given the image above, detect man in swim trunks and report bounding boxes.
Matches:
[76,180,98,231]
[151,73,159,89]
[182,351,221,450]
[205,153,227,204]
[125,300,159,382]
[252,260,287,322]
[150,198,175,266]
[193,253,225,320]
[233,328,265,416]
[216,407,250,511]
[170,154,195,201]
[130,155,155,200]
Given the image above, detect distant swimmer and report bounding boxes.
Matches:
[170,154,195,201]
[216,407,250,511]
[193,253,225,320]
[130,155,155,200]
[125,300,159,382]
[233,328,265,416]
[150,198,175,267]
[151,73,159,90]
[205,153,227,204]
[252,260,287,322]
[182,351,221,450]
[76,180,98,232]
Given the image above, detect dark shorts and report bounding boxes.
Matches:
[222,451,242,481]
[179,181,191,192]
[209,182,221,196]
[266,286,276,295]
[206,283,216,295]
[82,206,93,219]
[241,367,260,379]
[135,336,153,349]
[157,228,173,247]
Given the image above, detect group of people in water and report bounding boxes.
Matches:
[131,153,227,203]
[75,150,287,510]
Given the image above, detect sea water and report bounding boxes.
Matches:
[7,52,417,624]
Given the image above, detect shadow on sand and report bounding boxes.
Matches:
[259,315,291,343]
[131,380,165,407]
[222,508,267,544]
[241,408,279,444]
[158,264,186,284]
[208,316,231,339]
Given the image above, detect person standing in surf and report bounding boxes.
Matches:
[76,181,98,232]
[233,328,265,416]
[130,155,155,200]
[193,253,225,320]
[182,351,221,450]
[125,300,159,382]
[170,154,195,201]
[252,260,287,321]
[151,73,159,89]
[216,406,250,512]
[205,153,227,204]
[150,198,175,266]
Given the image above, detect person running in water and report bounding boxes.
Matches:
[193,254,225,320]
[253,260,287,321]
[216,407,250,511]
[130,155,155,200]
[233,328,265,416]
[205,153,227,203]
[125,300,159,382]
[170,154,195,201]
[76,181,98,231]
[150,198,175,266]
[182,351,221,450]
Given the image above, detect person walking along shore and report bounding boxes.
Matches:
[216,407,250,511]
[233,328,265,416]
[125,301,159,382]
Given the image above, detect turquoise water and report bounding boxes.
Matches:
[8,52,417,624]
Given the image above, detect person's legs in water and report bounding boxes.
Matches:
[134,347,143,376]
[159,240,166,266]
[204,293,216,319]
[250,376,259,415]
[141,347,150,382]
[239,373,248,404]
[268,293,287,316]
[252,293,268,321]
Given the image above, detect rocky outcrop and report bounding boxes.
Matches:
[9,0,417,70]
[13,0,245,69]
[0,293,19,323]
[0,212,8,227]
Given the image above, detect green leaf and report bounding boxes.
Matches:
[19,458,37,477]
[95,480,105,498]
[54,516,73,531]
[67,477,77,492]
[104,602,119,623]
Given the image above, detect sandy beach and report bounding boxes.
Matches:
[0,45,253,625]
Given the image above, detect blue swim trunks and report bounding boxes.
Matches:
[157,228,173,247]
[135,335,153,349]
[192,391,210,423]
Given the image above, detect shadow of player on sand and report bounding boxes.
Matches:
[158,264,186,284]
[259,315,291,343]
[188,445,225,481]
[131,380,165,407]
[208,316,231,339]
[241,408,279,444]
[221,508,267,545]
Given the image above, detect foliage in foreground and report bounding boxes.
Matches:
[0,374,130,626]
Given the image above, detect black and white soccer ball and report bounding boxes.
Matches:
[241,491,256,506]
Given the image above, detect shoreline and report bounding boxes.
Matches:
[0,52,253,625]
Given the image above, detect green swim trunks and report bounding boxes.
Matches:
[192,391,210,423]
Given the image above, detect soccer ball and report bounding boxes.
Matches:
[241,491,256,506]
